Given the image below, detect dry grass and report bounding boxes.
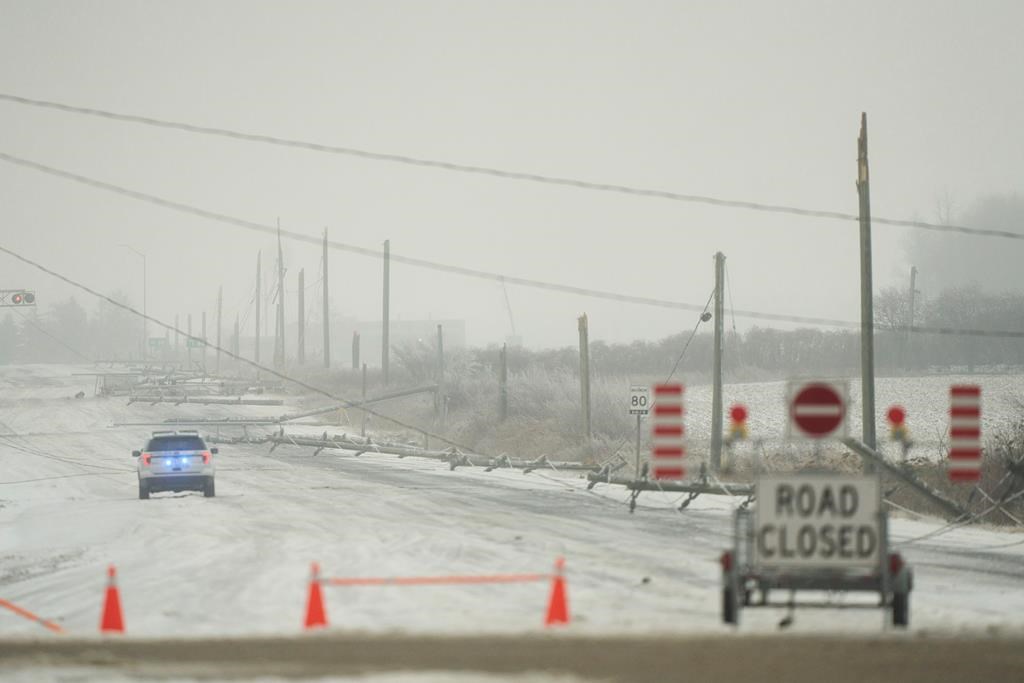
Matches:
[288,354,1024,525]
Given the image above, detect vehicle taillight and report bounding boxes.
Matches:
[889,552,904,576]
[200,451,211,465]
[142,452,152,466]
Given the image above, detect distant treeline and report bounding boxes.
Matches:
[470,285,1024,380]
[5,286,1024,376]
[0,295,139,364]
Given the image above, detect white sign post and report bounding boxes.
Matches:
[754,473,881,569]
[629,386,649,477]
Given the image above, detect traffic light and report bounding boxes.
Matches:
[3,290,36,306]
[725,404,748,445]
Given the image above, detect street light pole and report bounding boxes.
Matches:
[120,245,147,359]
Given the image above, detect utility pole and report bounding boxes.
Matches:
[436,324,445,428]
[352,331,360,369]
[255,251,261,365]
[174,314,180,363]
[216,286,222,375]
[578,313,592,443]
[710,251,725,473]
[119,245,146,359]
[361,362,368,437]
[274,220,285,367]
[857,112,877,455]
[187,314,193,370]
[382,239,391,385]
[201,311,207,374]
[297,268,305,365]
[322,229,330,369]
[498,343,508,422]
[233,314,240,359]
[907,266,918,371]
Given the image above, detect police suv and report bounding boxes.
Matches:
[133,430,217,499]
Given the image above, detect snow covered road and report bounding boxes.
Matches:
[3,364,1024,678]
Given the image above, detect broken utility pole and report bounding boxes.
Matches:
[857,113,877,458]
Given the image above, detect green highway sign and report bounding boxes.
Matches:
[148,337,168,348]
[186,338,206,348]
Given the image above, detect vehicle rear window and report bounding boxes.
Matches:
[146,437,206,452]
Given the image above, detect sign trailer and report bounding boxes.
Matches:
[720,473,912,627]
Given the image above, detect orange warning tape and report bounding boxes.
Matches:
[0,597,64,633]
[326,573,550,587]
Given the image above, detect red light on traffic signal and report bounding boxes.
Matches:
[887,406,906,426]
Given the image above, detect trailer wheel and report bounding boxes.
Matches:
[892,591,909,627]
[723,587,738,624]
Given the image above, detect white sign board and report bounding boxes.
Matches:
[628,385,650,415]
[754,474,881,569]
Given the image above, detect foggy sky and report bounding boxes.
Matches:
[1,0,1022,354]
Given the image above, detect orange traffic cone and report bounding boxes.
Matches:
[544,556,569,626]
[100,565,124,633]
[304,562,328,629]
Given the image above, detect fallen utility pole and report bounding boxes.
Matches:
[264,431,602,473]
[842,437,969,521]
[586,473,753,497]
[275,384,440,423]
[127,396,285,407]
[113,418,280,427]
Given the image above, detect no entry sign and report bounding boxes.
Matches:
[787,381,848,440]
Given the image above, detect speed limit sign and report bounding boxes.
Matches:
[629,386,650,415]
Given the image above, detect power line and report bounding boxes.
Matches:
[0,242,479,452]
[3,151,1024,339]
[9,308,93,362]
[1,92,1022,242]
[0,149,802,317]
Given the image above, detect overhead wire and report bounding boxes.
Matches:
[0,242,480,453]
[1,92,1021,242]
[8,307,93,362]
[4,150,1024,340]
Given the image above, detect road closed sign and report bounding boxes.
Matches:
[754,474,881,569]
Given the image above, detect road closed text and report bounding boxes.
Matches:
[754,476,881,568]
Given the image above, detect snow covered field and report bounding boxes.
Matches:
[2,364,1024,679]
[682,372,1024,455]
